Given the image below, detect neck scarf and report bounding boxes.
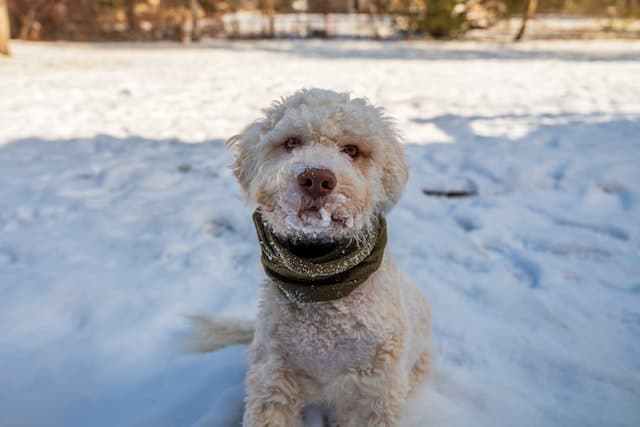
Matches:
[253,210,387,303]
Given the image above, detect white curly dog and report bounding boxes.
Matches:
[190,88,431,427]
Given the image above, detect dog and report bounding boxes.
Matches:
[190,88,431,427]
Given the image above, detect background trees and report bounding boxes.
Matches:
[0,0,9,55]
[2,0,638,42]
[514,0,538,40]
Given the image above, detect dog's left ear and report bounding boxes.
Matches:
[380,133,409,212]
[227,121,262,193]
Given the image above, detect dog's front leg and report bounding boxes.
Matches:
[243,360,306,427]
[328,339,408,427]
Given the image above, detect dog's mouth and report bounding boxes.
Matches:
[262,190,364,239]
[283,195,359,234]
[297,206,352,227]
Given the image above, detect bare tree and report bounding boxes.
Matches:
[9,0,55,40]
[514,0,538,41]
[263,0,275,37]
[125,0,139,32]
[0,0,9,55]
[190,0,200,41]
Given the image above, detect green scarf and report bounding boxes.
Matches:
[253,210,387,303]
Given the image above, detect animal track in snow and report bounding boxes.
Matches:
[454,216,481,232]
[528,206,629,241]
[520,238,611,260]
[0,247,18,265]
[598,181,634,211]
[484,243,541,289]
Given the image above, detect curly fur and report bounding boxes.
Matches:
[193,88,431,427]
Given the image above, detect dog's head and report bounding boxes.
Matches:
[229,88,408,243]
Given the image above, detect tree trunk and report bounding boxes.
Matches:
[323,13,329,37]
[125,0,138,33]
[0,0,9,56]
[264,0,275,37]
[190,0,200,41]
[514,0,538,41]
[19,8,37,40]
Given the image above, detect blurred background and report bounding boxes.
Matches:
[0,0,639,48]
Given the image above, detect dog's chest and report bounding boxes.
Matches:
[275,305,381,382]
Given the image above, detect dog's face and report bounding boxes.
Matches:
[229,89,408,243]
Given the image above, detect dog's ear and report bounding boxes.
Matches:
[227,121,262,193]
[380,133,409,212]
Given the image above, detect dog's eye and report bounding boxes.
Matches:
[341,145,359,158]
[284,136,301,151]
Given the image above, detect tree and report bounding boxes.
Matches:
[9,0,55,40]
[0,0,9,55]
[189,0,200,41]
[624,0,639,16]
[125,0,139,32]
[514,0,538,41]
[389,0,426,39]
[423,0,463,38]
[263,0,276,37]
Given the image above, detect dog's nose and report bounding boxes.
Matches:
[297,168,337,199]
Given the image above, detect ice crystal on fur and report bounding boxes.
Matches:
[277,179,359,236]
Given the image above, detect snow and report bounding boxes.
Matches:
[1,40,640,426]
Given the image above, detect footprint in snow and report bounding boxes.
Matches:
[177,163,192,173]
[528,206,629,242]
[598,181,634,211]
[521,238,611,260]
[454,215,480,232]
[0,248,18,265]
[485,244,541,289]
[206,218,236,238]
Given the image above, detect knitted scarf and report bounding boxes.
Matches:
[253,210,387,303]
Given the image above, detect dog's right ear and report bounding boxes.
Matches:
[227,122,262,193]
[380,135,409,212]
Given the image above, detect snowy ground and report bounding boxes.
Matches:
[1,40,639,427]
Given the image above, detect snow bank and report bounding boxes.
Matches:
[0,40,639,426]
